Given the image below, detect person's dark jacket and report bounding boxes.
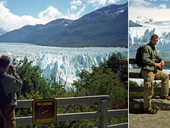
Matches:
[0,72,22,105]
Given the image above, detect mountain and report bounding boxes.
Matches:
[0,19,73,43]
[0,3,128,47]
[129,20,142,27]
[0,28,6,35]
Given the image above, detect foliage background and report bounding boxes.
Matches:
[15,53,128,128]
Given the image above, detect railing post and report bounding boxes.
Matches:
[99,100,108,128]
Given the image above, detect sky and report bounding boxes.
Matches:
[0,0,127,32]
[129,0,170,22]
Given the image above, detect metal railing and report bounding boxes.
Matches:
[16,95,128,128]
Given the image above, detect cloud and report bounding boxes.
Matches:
[0,1,39,31]
[0,0,121,32]
[129,0,170,22]
[70,0,83,10]
[68,0,118,19]
[67,5,86,19]
[129,6,170,22]
[0,1,64,32]
[88,0,107,6]
[86,0,118,8]
[38,6,62,22]
[0,0,86,32]
[108,0,117,4]
[130,0,151,7]
[159,4,167,9]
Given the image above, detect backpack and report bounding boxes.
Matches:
[0,74,12,104]
[135,44,148,67]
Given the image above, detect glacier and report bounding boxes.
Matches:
[129,26,170,60]
[0,43,127,86]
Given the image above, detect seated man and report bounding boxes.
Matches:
[141,34,170,114]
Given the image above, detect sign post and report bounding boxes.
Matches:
[32,98,56,124]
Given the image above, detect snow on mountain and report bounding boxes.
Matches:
[129,20,142,27]
[0,43,127,86]
[130,18,170,27]
[134,16,154,25]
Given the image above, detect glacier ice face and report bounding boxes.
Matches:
[129,26,170,60]
[0,43,127,86]
[129,26,170,46]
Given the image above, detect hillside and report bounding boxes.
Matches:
[129,20,142,27]
[0,3,128,47]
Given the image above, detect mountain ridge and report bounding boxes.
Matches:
[0,3,128,47]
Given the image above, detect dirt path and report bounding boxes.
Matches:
[129,110,170,128]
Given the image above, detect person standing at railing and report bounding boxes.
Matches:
[0,55,23,128]
[141,34,170,114]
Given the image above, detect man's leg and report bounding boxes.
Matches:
[2,105,16,128]
[141,69,155,111]
[155,70,169,97]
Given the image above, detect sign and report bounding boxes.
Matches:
[32,98,56,124]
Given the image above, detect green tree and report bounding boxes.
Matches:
[14,57,50,99]
[15,52,128,128]
[73,53,128,107]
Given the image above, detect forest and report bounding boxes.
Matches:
[15,53,128,128]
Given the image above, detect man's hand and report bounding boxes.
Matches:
[155,62,162,69]
[161,60,165,67]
